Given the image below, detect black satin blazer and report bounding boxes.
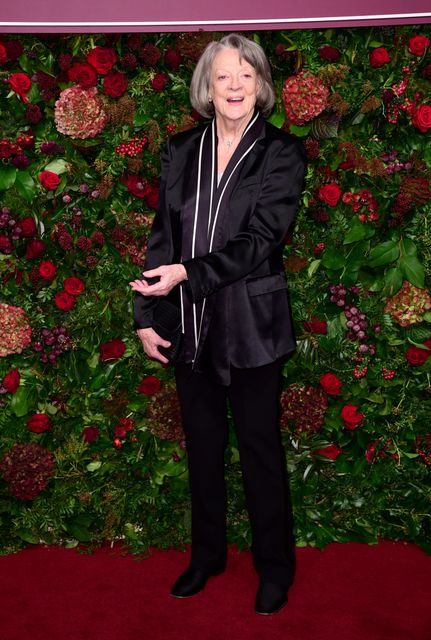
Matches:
[134,120,306,370]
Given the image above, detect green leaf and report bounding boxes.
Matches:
[44,159,69,174]
[0,165,17,190]
[400,238,418,257]
[343,219,375,244]
[267,112,285,128]
[423,312,431,323]
[321,251,345,270]
[9,386,32,417]
[311,114,340,140]
[307,259,321,278]
[399,255,425,288]
[15,171,35,202]
[288,124,312,137]
[382,267,403,296]
[17,528,40,544]
[367,241,399,268]
[87,461,102,472]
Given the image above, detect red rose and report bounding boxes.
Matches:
[0,43,7,64]
[138,375,161,396]
[86,46,117,74]
[146,186,159,210]
[68,62,97,88]
[408,35,430,57]
[405,345,430,366]
[320,372,342,395]
[103,72,128,98]
[63,276,85,296]
[315,444,343,460]
[114,417,135,439]
[151,73,168,92]
[39,170,61,191]
[0,235,13,254]
[318,45,341,62]
[369,47,391,68]
[26,239,46,260]
[38,261,57,282]
[124,175,152,199]
[412,104,431,133]
[55,291,76,312]
[0,139,13,159]
[3,368,20,394]
[81,426,100,443]
[100,338,126,362]
[19,216,37,238]
[317,183,341,207]
[27,413,52,434]
[8,72,31,102]
[304,317,327,334]
[164,48,182,71]
[341,404,364,430]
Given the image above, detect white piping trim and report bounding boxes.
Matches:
[191,128,207,350]
[2,14,431,27]
[193,112,260,359]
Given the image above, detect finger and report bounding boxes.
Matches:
[153,349,169,364]
[143,267,163,278]
[156,339,171,348]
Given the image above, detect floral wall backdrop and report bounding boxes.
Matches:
[0,27,430,554]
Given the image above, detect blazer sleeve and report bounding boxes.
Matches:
[133,139,174,330]
[182,137,306,304]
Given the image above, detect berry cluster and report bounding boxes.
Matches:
[115,135,148,157]
[0,207,37,254]
[33,326,72,364]
[0,132,34,162]
[342,189,379,222]
[381,150,413,174]
[329,286,376,355]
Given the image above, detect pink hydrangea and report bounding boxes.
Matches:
[283,70,329,125]
[54,86,108,139]
[0,303,32,357]
[384,281,431,327]
[0,443,55,500]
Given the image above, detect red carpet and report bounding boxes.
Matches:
[0,541,430,640]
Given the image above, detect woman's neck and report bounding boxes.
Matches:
[215,112,254,149]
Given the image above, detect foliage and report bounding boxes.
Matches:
[0,27,430,555]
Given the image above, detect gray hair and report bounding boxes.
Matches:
[190,33,275,118]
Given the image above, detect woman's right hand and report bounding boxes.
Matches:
[136,327,171,365]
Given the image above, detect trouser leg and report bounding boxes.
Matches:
[228,360,295,585]
[175,362,229,573]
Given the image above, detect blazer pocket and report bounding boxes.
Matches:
[246,272,287,297]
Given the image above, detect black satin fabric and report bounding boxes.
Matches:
[133,116,306,383]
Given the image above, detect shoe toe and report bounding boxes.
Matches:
[170,567,211,598]
[255,581,288,615]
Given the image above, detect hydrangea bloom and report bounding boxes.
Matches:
[0,443,55,500]
[282,70,329,125]
[0,303,32,357]
[280,384,328,434]
[384,281,431,326]
[54,86,108,139]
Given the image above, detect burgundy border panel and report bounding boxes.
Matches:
[0,0,430,33]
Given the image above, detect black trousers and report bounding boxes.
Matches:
[174,359,295,585]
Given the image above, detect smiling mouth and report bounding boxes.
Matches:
[227,97,244,103]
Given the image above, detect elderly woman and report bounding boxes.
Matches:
[130,33,305,615]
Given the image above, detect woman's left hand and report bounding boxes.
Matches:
[129,264,187,297]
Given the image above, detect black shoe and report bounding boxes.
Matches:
[254,580,288,615]
[170,567,220,598]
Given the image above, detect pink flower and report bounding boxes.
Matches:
[282,70,329,125]
[54,86,108,139]
[0,303,32,357]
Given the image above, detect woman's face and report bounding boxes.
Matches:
[209,47,259,126]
